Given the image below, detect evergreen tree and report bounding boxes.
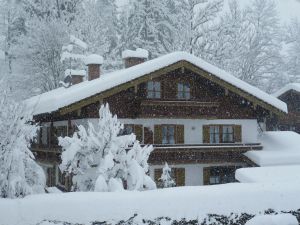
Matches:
[159,162,175,188]
[0,82,46,198]
[59,103,156,192]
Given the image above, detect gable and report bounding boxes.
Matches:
[27,52,287,117]
[59,61,286,117]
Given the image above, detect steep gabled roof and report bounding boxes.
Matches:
[273,83,300,98]
[26,52,287,116]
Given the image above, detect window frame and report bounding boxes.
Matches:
[162,125,175,144]
[222,125,234,143]
[177,82,191,100]
[147,81,161,99]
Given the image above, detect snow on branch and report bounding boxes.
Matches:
[59,103,156,192]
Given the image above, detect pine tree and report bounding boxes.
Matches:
[0,82,46,198]
[119,0,175,58]
[159,162,175,188]
[59,103,156,192]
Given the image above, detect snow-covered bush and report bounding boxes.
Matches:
[159,162,175,188]
[59,103,156,192]
[0,83,46,198]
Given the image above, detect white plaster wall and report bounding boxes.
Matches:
[150,163,246,186]
[65,118,260,143]
[117,118,259,144]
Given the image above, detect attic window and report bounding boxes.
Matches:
[147,81,161,99]
[177,83,190,100]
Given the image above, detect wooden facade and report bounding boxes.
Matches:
[277,90,300,133]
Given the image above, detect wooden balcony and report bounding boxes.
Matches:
[31,143,262,165]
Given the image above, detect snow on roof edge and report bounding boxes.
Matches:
[26,51,287,115]
[273,83,300,98]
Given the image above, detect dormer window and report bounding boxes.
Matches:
[147,81,161,99]
[177,83,190,100]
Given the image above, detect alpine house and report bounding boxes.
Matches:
[26,49,287,190]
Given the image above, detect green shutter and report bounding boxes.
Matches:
[203,167,210,185]
[234,125,242,143]
[154,125,163,144]
[175,125,184,144]
[134,125,143,143]
[203,125,210,143]
[175,168,185,186]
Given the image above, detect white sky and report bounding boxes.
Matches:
[117,0,300,23]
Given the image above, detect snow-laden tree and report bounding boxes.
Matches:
[71,0,119,71]
[171,0,224,55]
[15,19,68,92]
[119,0,175,58]
[59,103,156,192]
[159,162,175,188]
[0,82,46,198]
[239,0,283,90]
[285,19,300,83]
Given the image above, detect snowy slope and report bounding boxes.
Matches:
[236,165,300,183]
[1,183,300,225]
[273,83,300,97]
[245,131,300,166]
[25,52,287,115]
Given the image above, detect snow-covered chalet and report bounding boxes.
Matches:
[26,49,288,191]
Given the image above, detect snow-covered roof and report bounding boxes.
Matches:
[273,83,300,98]
[84,54,104,65]
[236,165,300,183]
[122,48,149,59]
[245,131,300,166]
[64,69,86,78]
[70,35,88,50]
[26,52,287,115]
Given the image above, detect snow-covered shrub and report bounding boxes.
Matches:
[159,162,175,188]
[0,84,46,198]
[59,103,156,192]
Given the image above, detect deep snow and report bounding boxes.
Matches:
[1,182,300,225]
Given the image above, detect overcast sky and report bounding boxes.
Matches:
[118,0,300,23]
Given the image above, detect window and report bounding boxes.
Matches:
[204,166,239,185]
[209,126,220,144]
[147,81,161,99]
[222,126,234,143]
[120,124,143,143]
[154,167,185,188]
[177,83,191,100]
[120,124,134,135]
[162,125,175,144]
[204,125,241,144]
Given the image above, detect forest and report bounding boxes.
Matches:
[0,0,299,101]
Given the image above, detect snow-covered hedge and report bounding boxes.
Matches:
[33,210,300,225]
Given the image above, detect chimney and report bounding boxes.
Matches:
[64,69,86,85]
[85,54,104,81]
[122,48,149,68]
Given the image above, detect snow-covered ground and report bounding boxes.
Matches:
[1,182,300,225]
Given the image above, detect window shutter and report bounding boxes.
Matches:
[234,125,242,143]
[154,168,163,187]
[203,125,210,143]
[203,167,210,185]
[144,127,153,144]
[154,125,163,144]
[134,125,143,143]
[175,168,185,186]
[175,125,184,144]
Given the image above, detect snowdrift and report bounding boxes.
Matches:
[1,182,300,225]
